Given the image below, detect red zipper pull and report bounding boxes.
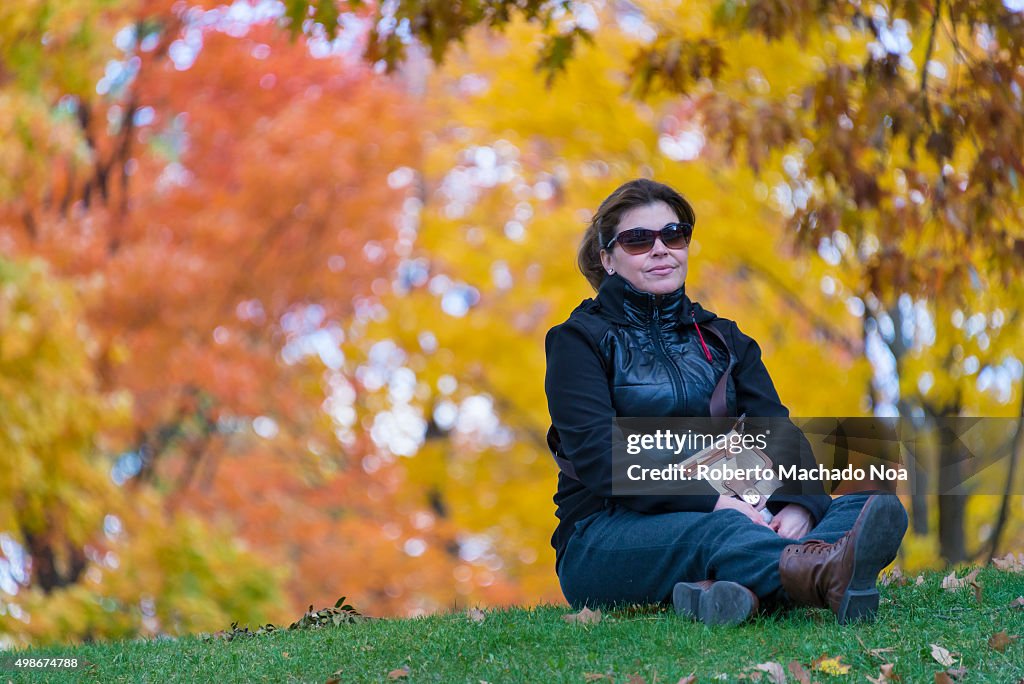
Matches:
[692,312,713,362]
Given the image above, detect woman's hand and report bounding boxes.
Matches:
[768,503,813,539]
[714,495,770,526]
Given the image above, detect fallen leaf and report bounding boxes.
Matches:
[930,644,955,667]
[388,666,410,679]
[867,647,895,658]
[755,662,786,683]
[880,567,905,586]
[563,607,602,625]
[812,654,851,675]
[934,674,954,684]
[867,663,899,683]
[993,552,1024,572]
[584,674,614,682]
[325,671,343,684]
[988,630,1020,652]
[945,667,968,680]
[1010,596,1024,610]
[941,568,979,590]
[972,580,983,603]
[626,675,646,684]
[468,607,486,624]
[788,659,811,683]
[677,675,697,684]
[915,574,925,585]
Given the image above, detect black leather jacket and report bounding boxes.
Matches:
[545,274,831,572]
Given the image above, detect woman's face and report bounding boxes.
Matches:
[600,201,689,295]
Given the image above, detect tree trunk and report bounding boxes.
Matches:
[21,529,87,593]
[933,397,967,565]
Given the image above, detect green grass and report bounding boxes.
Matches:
[4,568,1024,683]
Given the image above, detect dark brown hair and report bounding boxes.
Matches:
[577,178,697,291]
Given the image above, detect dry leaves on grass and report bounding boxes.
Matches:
[583,674,614,682]
[940,569,979,590]
[563,607,602,625]
[676,675,697,684]
[468,608,486,624]
[812,654,851,675]
[880,567,904,586]
[788,660,811,683]
[754,661,786,683]
[934,669,969,684]
[388,665,411,679]
[858,635,895,659]
[993,552,1024,572]
[1010,596,1024,610]
[866,663,899,683]
[930,644,957,667]
[881,567,924,587]
[988,631,1020,652]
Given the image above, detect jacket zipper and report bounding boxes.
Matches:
[648,297,686,408]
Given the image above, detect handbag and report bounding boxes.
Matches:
[674,414,781,510]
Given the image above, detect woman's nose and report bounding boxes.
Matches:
[650,237,669,255]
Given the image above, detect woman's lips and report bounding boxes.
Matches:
[648,266,675,275]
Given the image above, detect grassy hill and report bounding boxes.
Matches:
[4,567,1024,683]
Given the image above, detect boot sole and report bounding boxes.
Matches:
[673,581,756,626]
[838,495,909,625]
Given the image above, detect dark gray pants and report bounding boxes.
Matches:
[558,493,896,610]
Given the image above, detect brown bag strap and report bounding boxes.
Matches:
[699,321,734,418]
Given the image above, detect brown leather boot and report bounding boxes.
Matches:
[672,580,759,626]
[779,494,908,624]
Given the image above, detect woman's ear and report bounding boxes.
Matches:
[599,249,613,274]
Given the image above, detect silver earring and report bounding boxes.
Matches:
[608,269,615,275]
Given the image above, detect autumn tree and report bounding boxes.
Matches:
[1,0,479,643]
[0,257,282,646]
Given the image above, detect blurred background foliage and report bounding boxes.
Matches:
[1,0,1023,646]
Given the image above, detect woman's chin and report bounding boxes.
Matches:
[641,274,685,294]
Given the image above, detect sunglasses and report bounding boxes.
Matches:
[604,222,693,255]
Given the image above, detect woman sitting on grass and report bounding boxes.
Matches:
[544,178,908,626]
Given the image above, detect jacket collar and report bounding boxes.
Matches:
[594,273,717,327]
